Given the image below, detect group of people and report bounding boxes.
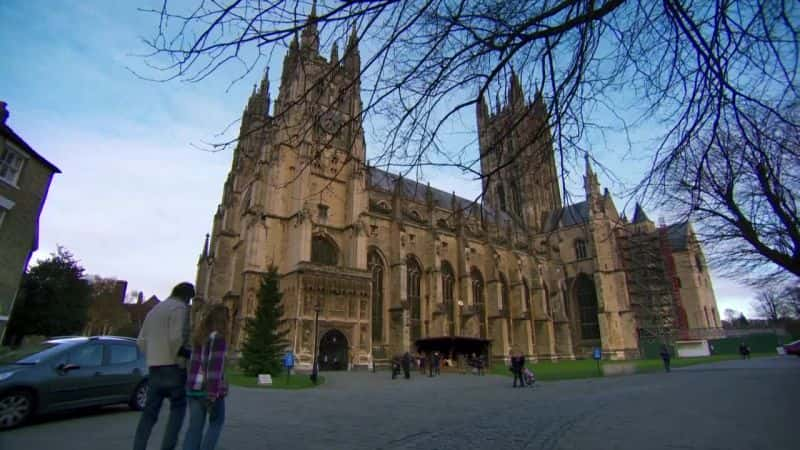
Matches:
[391,351,490,379]
[416,351,445,377]
[133,282,230,450]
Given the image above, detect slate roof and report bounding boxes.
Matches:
[542,201,589,232]
[366,167,515,226]
[1,121,61,174]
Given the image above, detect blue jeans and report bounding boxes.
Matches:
[182,396,225,450]
[133,366,187,450]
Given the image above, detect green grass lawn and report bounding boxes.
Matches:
[622,352,774,373]
[225,368,324,389]
[492,352,775,381]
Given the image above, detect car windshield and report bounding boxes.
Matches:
[0,343,65,365]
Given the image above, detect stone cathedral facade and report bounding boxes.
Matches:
[195,13,722,369]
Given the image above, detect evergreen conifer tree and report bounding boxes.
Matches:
[239,267,289,376]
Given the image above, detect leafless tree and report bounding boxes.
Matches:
[752,287,789,322]
[723,308,739,324]
[659,106,799,284]
[782,283,800,318]
[137,0,798,271]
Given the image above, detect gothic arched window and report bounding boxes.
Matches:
[407,255,422,341]
[368,249,385,342]
[574,239,588,260]
[311,235,338,266]
[543,283,551,317]
[441,261,455,335]
[499,272,510,313]
[471,267,485,337]
[522,278,530,313]
[575,273,600,339]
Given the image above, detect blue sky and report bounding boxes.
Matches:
[0,1,757,316]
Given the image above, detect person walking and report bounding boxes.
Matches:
[402,352,412,379]
[659,345,671,372]
[391,355,401,379]
[433,352,441,376]
[183,305,229,450]
[133,282,194,450]
[511,351,524,388]
[739,342,751,360]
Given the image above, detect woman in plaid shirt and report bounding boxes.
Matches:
[183,305,229,450]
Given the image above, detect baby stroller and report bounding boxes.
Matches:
[522,367,536,387]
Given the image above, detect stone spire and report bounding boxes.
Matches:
[425,182,434,207]
[301,0,320,52]
[250,66,271,117]
[330,41,339,65]
[344,24,360,75]
[509,68,524,108]
[584,154,602,214]
[476,93,489,125]
[532,88,547,117]
[632,203,651,224]
[201,233,210,258]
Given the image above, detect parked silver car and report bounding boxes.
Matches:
[0,336,148,429]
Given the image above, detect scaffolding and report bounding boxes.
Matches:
[619,226,681,346]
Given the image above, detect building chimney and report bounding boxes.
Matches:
[0,101,8,124]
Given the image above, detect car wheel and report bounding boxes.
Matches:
[0,390,34,430]
[129,381,148,411]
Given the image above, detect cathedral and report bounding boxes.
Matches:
[195,11,722,369]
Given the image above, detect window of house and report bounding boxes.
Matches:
[575,239,588,259]
[695,254,704,273]
[0,145,25,186]
[0,195,11,229]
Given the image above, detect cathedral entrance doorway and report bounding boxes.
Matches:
[319,329,349,371]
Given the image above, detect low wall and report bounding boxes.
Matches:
[601,362,636,376]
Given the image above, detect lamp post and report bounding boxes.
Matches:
[310,301,322,385]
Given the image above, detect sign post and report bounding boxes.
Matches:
[592,347,602,376]
[283,350,295,383]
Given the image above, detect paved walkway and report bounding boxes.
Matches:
[1,357,797,449]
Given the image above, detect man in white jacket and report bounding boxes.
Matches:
[133,282,193,450]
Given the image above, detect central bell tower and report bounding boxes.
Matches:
[476,73,561,232]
